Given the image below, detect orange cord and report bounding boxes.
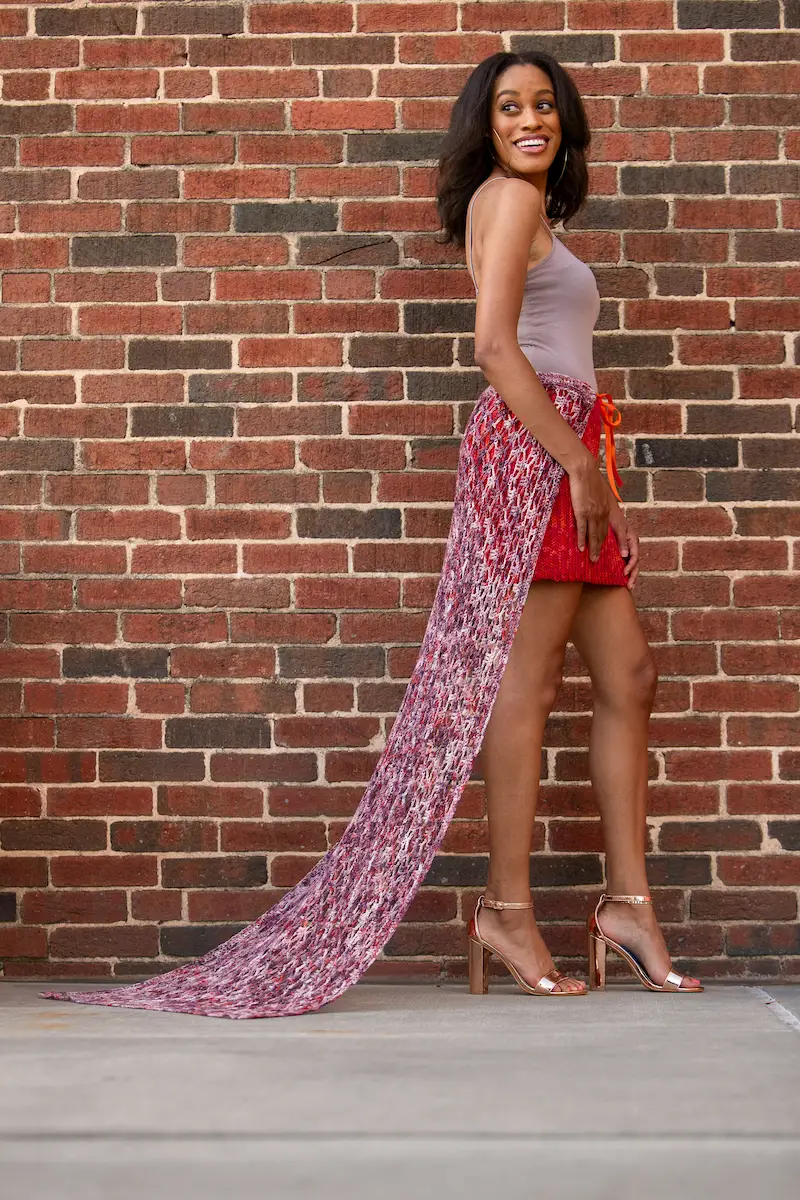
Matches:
[596,392,623,502]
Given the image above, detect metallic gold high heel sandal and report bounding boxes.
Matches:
[587,893,704,993]
[468,895,587,997]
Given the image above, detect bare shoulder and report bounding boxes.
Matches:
[474,176,543,233]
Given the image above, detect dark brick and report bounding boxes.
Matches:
[111,820,217,854]
[160,924,246,957]
[1,820,106,851]
[162,856,267,889]
[678,2,780,28]
[131,407,233,438]
[687,405,792,434]
[348,132,443,163]
[297,508,401,540]
[349,336,452,368]
[645,854,712,886]
[732,31,800,57]
[596,300,620,331]
[593,268,650,298]
[189,373,292,404]
[621,166,725,196]
[767,821,800,850]
[128,340,231,371]
[736,232,800,262]
[0,893,17,922]
[407,372,482,404]
[636,438,738,469]
[278,646,385,679]
[628,369,733,400]
[63,648,169,679]
[531,855,604,888]
[0,106,72,136]
[296,235,399,267]
[405,303,475,336]
[166,718,271,750]
[72,237,177,268]
[509,33,615,61]
[0,441,74,472]
[144,4,243,36]
[660,820,762,851]
[567,198,668,231]
[99,751,206,783]
[36,6,138,36]
[655,267,705,296]
[293,36,394,65]
[0,171,70,202]
[777,0,800,26]
[743,439,800,469]
[730,165,800,196]
[707,471,800,501]
[727,924,800,957]
[423,855,485,886]
[594,335,672,369]
[234,202,337,233]
[731,96,800,126]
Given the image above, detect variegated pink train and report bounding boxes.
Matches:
[41,372,605,1019]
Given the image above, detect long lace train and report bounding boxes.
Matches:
[40,373,597,1018]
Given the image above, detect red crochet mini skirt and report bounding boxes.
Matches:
[532,390,628,586]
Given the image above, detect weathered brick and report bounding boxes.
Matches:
[72,236,176,268]
[128,340,231,371]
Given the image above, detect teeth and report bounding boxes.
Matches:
[517,139,546,148]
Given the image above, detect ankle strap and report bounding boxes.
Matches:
[600,893,652,905]
[478,895,533,910]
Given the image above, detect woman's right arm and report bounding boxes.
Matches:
[471,179,610,562]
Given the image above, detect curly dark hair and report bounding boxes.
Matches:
[436,50,591,248]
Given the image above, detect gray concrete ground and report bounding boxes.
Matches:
[1,980,799,1200]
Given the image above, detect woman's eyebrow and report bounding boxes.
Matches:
[496,88,555,99]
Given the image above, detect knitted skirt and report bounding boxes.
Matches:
[40,372,613,1020]
[533,391,627,586]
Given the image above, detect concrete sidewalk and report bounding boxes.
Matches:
[1,980,799,1200]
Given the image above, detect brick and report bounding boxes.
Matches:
[62,649,169,680]
[159,924,245,958]
[72,236,176,268]
[144,5,244,37]
[677,2,780,27]
[1,819,106,852]
[128,340,231,371]
[110,820,217,854]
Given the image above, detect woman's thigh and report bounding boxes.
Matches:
[568,584,657,706]
[495,579,585,709]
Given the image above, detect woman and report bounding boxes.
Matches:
[40,51,700,1019]
[438,50,701,996]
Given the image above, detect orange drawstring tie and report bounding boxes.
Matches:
[597,392,623,502]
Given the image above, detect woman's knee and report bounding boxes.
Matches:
[597,650,658,713]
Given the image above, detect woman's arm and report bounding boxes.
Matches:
[471,178,610,561]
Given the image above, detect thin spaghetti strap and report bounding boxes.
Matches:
[466,175,508,293]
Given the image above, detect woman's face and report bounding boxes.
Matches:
[489,63,563,180]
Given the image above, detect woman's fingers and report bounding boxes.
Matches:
[575,508,587,553]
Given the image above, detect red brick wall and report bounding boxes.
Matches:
[1,3,798,983]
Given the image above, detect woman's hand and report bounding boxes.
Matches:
[607,496,640,589]
[567,455,610,562]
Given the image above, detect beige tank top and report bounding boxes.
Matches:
[466,175,600,392]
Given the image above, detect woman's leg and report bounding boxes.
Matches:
[477,578,585,993]
[569,584,701,987]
